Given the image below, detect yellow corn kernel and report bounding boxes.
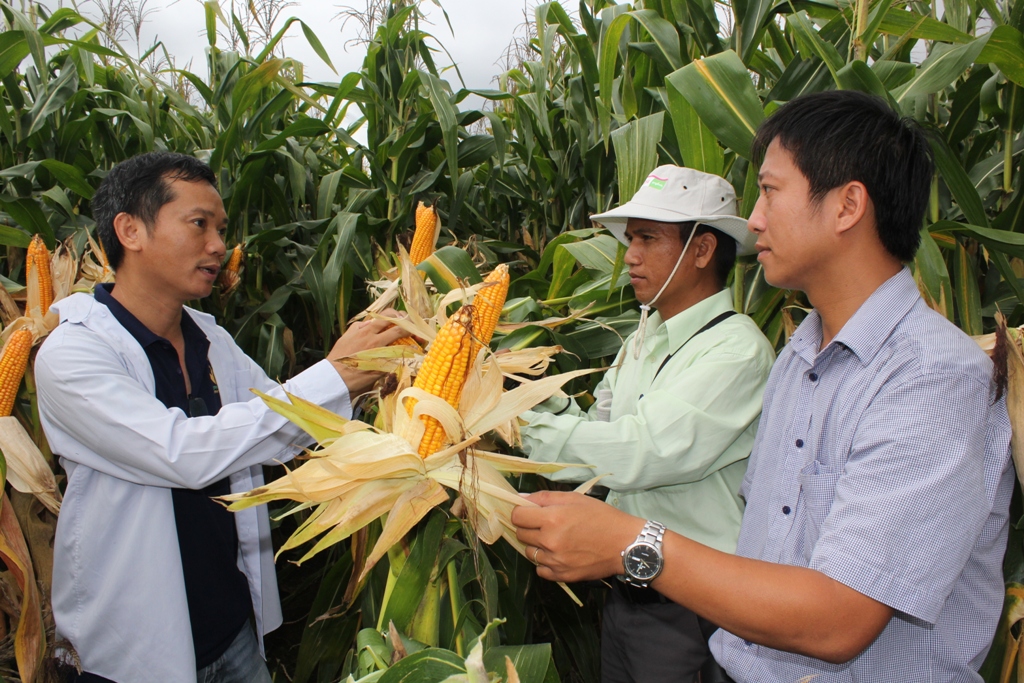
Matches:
[389,336,423,351]
[0,329,33,417]
[473,264,509,347]
[410,201,438,265]
[26,235,53,316]
[219,245,244,292]
[225,245,243,274]
[409,305,475,457]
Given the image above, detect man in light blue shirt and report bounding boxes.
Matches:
[512,91,1013,681]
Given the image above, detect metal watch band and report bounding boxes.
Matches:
[619,520,667,587]
[636,520,666,547]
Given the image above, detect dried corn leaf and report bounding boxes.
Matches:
[0,417,60,514]
[1001,327,1024,492]
[0,492,43,683]
[360,478,449,580]
[397,244,434,320]
[465,367,597,436]
[0,287,20,327]
[252,389,353,444]
[288,478,418,561]
[494,345,563,377]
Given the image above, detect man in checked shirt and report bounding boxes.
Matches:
[512,90,1015,682]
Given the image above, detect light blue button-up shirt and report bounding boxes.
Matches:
[711,268,1015,682]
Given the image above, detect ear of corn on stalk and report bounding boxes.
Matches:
[409,305,475,457]
[26,236,53,319]
[0,329,33,417]
[219,245,243,294]
[410,202,439,265]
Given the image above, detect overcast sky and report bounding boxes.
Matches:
[70,0,534,92]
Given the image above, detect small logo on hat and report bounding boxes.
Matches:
[647,177,667,190]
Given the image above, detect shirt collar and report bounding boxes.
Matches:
[649,289,736,354]
[93,283,208,351]
[789,268,920,365]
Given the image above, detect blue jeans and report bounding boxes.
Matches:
[197,625,273,683]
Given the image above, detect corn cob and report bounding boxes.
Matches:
[473,264,510,347]
[389,336,423,351]
[219,245,243,292]
[410,202,438,265]
[225,245,243,274]
[409,305,475,457]
[0,330,33,417]
[26,235,53,316]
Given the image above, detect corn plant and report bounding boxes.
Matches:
[1,0,1024,680]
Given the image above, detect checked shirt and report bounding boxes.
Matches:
[711,268,1015,682]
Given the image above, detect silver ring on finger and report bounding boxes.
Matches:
[532,546,541,564]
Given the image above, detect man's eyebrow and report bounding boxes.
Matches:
[185,207,228,223]
[627,225,654,234]
[757,169,777,183]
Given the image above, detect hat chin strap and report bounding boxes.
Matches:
[632,226,697,360]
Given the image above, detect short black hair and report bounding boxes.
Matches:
[679,222,737,287]
[751,91,932,262]
[92,152,218,269]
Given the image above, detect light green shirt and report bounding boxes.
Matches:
[520,289,775,554]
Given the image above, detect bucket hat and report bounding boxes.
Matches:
[591,165,756,256]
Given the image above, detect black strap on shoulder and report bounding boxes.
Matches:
[652,310,737,381]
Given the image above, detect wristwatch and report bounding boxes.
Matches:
[619,520,666,588]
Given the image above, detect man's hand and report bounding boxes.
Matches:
[512,491,644,583]
[328,310,408,396]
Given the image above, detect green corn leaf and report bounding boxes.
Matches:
[893,36,990,104]
[25,62,79,138]
[418,246,483,294]
[610,112,664,203]
[420,71,460,186]
[976,25,1024,88]
[929,133,989,227]
[299,21,337,74]
[0,31,29,80]
[666,79,724,175]
[39,160,94,199]
[666,50,765,160]
[913,228,954,321]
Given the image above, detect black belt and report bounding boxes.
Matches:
[613,579,672,605]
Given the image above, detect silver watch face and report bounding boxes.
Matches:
[624,543,663,581]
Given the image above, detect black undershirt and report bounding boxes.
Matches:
[86,284,251,678]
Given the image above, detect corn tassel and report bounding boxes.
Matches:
[0,330,33,417]
[410,202,438,265]
[473,264,509,347]
[409,305,475,457]
[26,235,53,317]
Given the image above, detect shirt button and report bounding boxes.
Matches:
[809,372,818,382]
[743,640,752,648]
[782,505,791,515]
[795,439,804,448]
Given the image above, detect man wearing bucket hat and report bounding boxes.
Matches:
[513,92,1014,682]
[519,165,775,682]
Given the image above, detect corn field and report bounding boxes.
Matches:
[0,0,1022,680]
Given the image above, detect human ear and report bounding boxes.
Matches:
[693,231,717,270]
[835,181,869,236]
[113,213,144,255]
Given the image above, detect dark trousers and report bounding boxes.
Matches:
[602,584,733,683]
